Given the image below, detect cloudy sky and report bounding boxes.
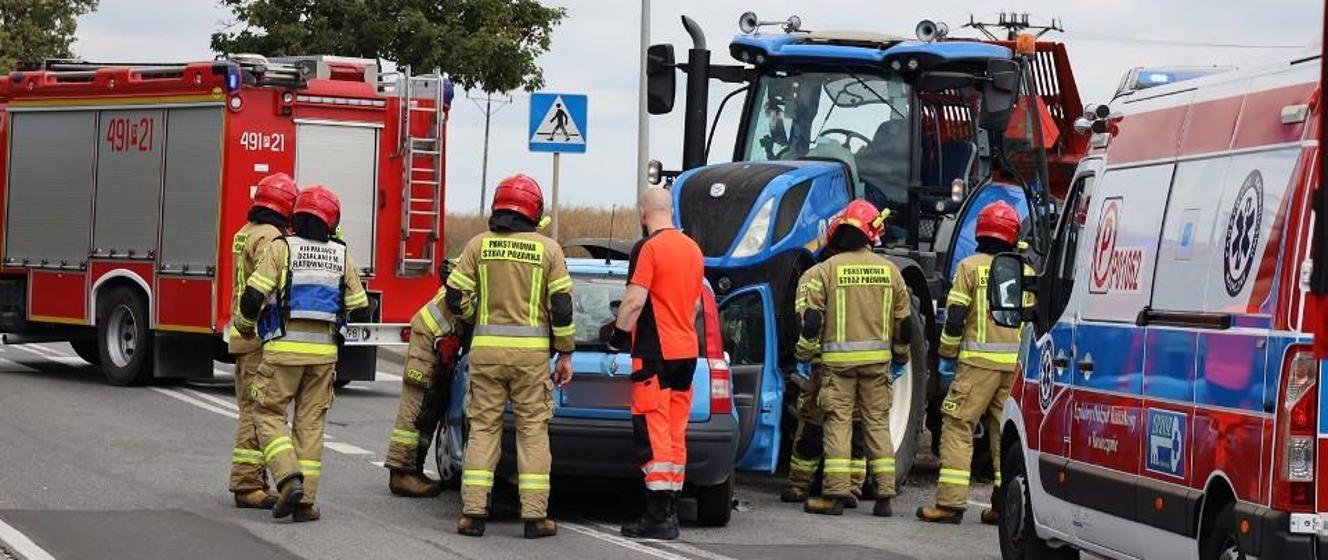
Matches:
[74,0,1323,215]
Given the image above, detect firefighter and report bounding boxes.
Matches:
[608,187,705,541]
[445,174,575,539]
[797,199,912,518]
[917,200,1023,525]
[781,360,869,507]
[227,172,299,510]
[236,185,370,523]
[384,259,469,497]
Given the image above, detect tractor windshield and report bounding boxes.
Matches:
[742,70,912,207]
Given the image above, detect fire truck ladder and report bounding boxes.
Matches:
[396,67,446,277]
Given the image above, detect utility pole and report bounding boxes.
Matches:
[636,0,650,203]
[468,90,512,218]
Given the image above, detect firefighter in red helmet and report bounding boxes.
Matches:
[237,184,370,522]
[227,172,299,510]
[445,174,575,539]
[796,199,913,518]
[918,200,1026,525]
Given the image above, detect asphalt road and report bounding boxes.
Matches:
[0,342,1002,560]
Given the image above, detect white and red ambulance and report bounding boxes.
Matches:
[0,56,450,385]
[985,40,1327,560]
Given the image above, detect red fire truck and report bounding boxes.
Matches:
[0,55,451,385]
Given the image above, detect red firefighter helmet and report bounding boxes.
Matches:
[294,185,341,228]
[491,174,544,223]
[252,173,299,218]
[976,201,1021,246]
[827,199,888,244]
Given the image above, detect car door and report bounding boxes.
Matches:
[719,284,784,472]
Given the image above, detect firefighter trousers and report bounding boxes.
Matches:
[787,389,866,492]
[251,360,336,506]
[631,359,696,493]
[935,363,1013,509]
[228,350,267,493]
[385,335,446,472]
[819,364,894,498]
[461,361,554,519]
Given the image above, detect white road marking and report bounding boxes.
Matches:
[582,520,739,560]
[0,357,34,371]
[11,346,57,361]
[376,370,402,382]
[179,388,239,411]
[323,441,374,455]
[0,516,57,560]
[561,521,695,560]
[26,344,67,359]
[148,387,239,419]
[369,461,437,477]
[969,500,992,509]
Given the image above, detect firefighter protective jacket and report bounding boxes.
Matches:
[795,248,911,369]
[447,231,574,367]
[228,222,283,355]
[938,252,1022,371]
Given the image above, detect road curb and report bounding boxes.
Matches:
[0,518,54,560]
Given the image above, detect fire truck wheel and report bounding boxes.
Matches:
[998,441,1079,560]
[69,339,100,366]
[888,295,929,490]
[1200,502,1244,560]
[97,286,154,386]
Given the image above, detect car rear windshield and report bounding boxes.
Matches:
[572,273,708,353]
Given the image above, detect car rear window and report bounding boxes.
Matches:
[572,272,709,351]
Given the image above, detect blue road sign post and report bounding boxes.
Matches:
[528,93,588,240]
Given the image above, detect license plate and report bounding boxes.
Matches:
[1288,513,1323,535]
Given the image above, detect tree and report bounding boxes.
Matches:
[0,0,100,73]
[211,0,566,93]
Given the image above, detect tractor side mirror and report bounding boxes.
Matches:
[916,71,977,92]
[987,252,1036,328]
[647,44,677,115]
[982,58,1019,115]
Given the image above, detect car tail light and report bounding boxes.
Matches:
[701,288,732,415]
[1273,346,1318,512]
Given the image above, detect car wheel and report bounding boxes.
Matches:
[998,441,1078,560]
[694,472,734,527]
[70,339,100,365]
[887,295,929,489]
[1200,503,1245,560]
[434,416,467,490]
[97,286,153,386]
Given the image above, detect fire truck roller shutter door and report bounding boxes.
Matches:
[159,107,224,273]
[293,123,379,270]
[94,110,166,258]
[5,111,97,267]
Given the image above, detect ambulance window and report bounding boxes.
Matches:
[1047,174,1094,321]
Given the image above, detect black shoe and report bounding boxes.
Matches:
[272,477,304,519]
[844,490,861,509]
[621,491,679,540]
[457,516,486,537]
[524,518,558,539]
[872,498,893,517]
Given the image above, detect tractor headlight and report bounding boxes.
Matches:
[732,198,774,258]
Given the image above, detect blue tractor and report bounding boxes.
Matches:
[645,13,1085,478]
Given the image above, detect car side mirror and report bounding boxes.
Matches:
[987,252,1036,328]
[647,44,676,115]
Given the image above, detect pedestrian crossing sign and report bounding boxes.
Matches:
[528,93,587,154]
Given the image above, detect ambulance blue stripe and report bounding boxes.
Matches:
[1142,328,1196,401]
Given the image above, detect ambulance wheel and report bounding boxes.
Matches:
[998,441,1078,560]
[888,296,929,489]
[70,339,100,365]
[1200,503,1244,560]
[694,473,733,527]
[97,286,153,386]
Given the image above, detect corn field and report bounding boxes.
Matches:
[443,206,642,258]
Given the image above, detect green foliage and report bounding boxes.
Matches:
[0,0,100,73]
[211,0,567,93]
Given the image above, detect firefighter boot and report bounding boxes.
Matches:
[389,469,443,498]
[872,498,893,517]
[780,486,809,503]
[981,508,999,525]
[272,477,304,519]
[292,504,320,523]
[233,489,278,510]
[916,506,964,524]
[621,491,679,540]
[844,488,861,509]
[523,518,559,539]
[804,497,845,516]
[457,516,486,537]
